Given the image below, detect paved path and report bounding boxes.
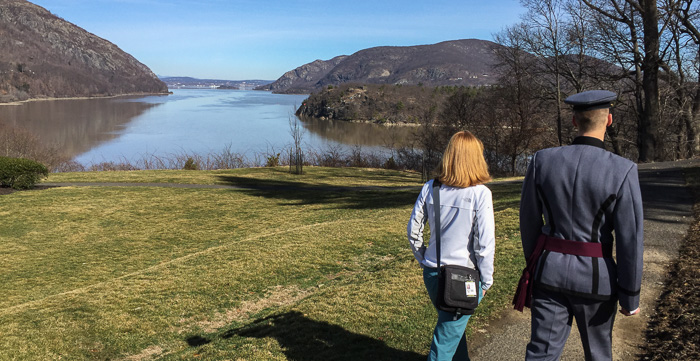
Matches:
[469,159,698,361]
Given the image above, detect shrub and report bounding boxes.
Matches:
[0,122,72,172]
[88,162,137,172]
[383,156,399,170]
[0,156,49,189]
[265,153,280,167]
[183,157,199,170]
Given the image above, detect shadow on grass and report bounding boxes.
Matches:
[216,175,524,211]
[217,175,419,210]
[216,311,424,361]
[488,182,522,212]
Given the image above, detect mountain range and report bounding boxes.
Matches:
[0,0,168,103]
[1,1,507,103]
[256,39,505,94]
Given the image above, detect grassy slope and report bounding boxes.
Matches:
[0,167,523,360]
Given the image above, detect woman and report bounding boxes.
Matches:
[407,131,495,361]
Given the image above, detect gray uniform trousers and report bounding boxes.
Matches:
[526,288,617,360]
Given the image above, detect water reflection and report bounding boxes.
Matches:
[299,116,418,149]
[0,90,420,166]
[0,96,163,158]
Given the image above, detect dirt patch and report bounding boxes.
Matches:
[120,346,166,361]
[640,199,700,360]
[177,285,312,334]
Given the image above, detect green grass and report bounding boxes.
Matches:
[1,167,524,360]
[45,166,425,188]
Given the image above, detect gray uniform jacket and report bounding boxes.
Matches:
[519,136,644,311]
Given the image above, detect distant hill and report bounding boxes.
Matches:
[256,39,504,94]
[256,55,349,93]
[0,0,168,103]
[160,76,271,90]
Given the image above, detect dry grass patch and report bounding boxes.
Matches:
[192,285,313,334]
[121,346,167,361]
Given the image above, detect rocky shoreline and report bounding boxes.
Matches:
[0,91,172,106]
[295,83,459,125]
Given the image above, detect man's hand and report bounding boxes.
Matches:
[620,307,640,316]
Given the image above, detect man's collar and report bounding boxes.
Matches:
[572,136,605,150]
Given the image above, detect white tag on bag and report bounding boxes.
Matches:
[465,281,477,297]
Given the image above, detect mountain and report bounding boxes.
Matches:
[0,0,168,103]
[255,55,348,93]
[257,39,504,94]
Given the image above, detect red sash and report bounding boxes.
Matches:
[512,234,612,312]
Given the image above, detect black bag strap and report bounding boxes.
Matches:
[432,178,442,277]
[434,178,480,273]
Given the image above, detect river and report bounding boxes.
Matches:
[0,89,416,167]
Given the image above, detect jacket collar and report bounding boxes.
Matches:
[572,136,605,150]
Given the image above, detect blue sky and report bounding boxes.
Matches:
[30,0,526,80]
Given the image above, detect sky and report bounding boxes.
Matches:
[29,0,527,81]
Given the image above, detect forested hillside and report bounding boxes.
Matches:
[258,39,502,94]
[0,0,168,103]
[296,83,459,124]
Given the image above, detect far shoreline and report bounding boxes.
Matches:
[0,91,173,106]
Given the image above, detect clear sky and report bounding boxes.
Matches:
[29,0,527,81]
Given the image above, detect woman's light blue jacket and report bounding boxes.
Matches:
[408,179,496,290]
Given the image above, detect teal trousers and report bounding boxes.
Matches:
[423,267,483,361]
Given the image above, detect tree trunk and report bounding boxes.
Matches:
[689,56,700,157]
[676,113,687,160]
[555,58,563,146]
[639,0,661,162]
[607,123,623,156]
[689,85,700,157]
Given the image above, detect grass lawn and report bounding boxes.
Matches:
[1,167,524,360]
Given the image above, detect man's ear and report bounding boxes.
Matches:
[572,116,578,128]
[606,113,613,127]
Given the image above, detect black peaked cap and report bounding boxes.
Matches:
[564,90,617,111]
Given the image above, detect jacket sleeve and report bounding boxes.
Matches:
[407,182,430,265]
[520,153,544,259]
[613,165,644,311]
[474,187,496,290]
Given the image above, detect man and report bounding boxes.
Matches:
[516,90,644,360]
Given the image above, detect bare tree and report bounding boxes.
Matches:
[415,105,445,181]
[493,25,551,175]
[520,0,568,145]
[581,0,665,161]
[660,0,700,157]
[289,114,305,174]
[439,87,481,133]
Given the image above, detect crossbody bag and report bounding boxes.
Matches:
[433,178,480,316]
